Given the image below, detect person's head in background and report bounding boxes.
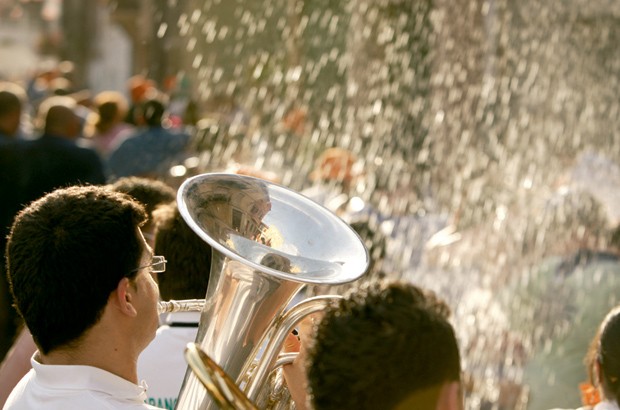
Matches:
[109,177,176,246]
[0,82,26,139]
[151,202,212,298]
[528,190,617,259]
[5,185,156,357]
[310,147,361,188]
[36,95,81,140]
[585,305,620,406]
[124,75,157,126]
[89,91,129,134]
[136,98,166,128]
[308,280,463,410]
[127,75,156,105]
[305,147,365,217]
[83,91,131,157]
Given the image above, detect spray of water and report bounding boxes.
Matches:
[158,0,620,408]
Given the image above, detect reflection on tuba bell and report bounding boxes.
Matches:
[175,173,369,409]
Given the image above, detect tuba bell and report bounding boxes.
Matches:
[174,173,369,409]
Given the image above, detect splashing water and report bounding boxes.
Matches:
[160,0,620,408]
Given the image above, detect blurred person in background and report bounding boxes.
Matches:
[0,82,26,143]
[0,324,36,407]
[85,91,133,158]
[109,176,177,246]
[0,82,29,363]
[302,147,363,217]
[25,63,60,112]
[1,97,106,363]
[577,305,620,410]
[1,88,107,364]
[18,95,105,204]
[107,97,190,181]
[125,75,157,126]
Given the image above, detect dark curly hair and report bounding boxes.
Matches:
[308,280,461,410]
[152,203,211,300]
[6,185,147,354]
[110,176,176,217]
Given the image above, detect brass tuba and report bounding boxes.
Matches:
[174,173,369,410]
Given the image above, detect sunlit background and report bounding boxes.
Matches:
[2,0,620,408]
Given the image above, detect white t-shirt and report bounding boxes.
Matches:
[138,312,200,410]
[595,402,620,410]
[4,353,162,409]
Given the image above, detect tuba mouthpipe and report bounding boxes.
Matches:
[157,299,206,314]
[243,295,342,401]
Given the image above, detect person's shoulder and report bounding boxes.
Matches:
[108,130,144,156]
[51,136,103,161]
[105,400,165,410]
[547,407,593,410]
[72,139,103,158]
[593,400,620,410]
[80,393,166,410]
[0,137,27,154]
[2,369,35,409]
[158,126,190,139]
[116,129,144,145]
[0,135,24,147]
[29,134,77,150]
[145,124,185,136]
[154,127,190,150]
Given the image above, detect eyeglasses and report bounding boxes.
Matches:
[132,256,167,274]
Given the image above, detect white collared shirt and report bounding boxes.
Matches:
[4,354,163,409]
[138,311,200,409]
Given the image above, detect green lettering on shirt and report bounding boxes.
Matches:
[146,397,177,409]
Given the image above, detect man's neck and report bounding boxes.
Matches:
[40,325,140,384]
[394,381,463,410]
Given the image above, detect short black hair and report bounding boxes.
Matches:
[6,185,147,354]
[139,98,166,126]
[152,203,211,300]
[110,176,176,217]
[0,89,21,118]
[308,281,461,410]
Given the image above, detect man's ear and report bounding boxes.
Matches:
[438,382,464,410]
[113,277,138,317]
[436,381,463,410]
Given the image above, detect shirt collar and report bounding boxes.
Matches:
[31,353,148,403]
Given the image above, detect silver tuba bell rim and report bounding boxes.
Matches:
[176,172,369,285]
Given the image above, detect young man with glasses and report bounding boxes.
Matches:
[4,185,165,409]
